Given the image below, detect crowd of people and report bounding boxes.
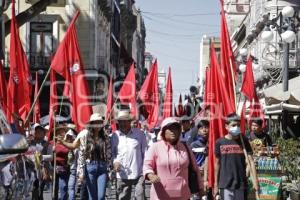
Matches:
[0,108,273,200]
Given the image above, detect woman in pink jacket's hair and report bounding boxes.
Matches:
[143,117,202,200]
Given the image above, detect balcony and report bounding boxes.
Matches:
[28,52,52,69]
[4,52,52,69]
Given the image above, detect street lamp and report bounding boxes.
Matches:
[238,53,261,75]
[261,6,299,92]
[261,26,274,42]
[239,63,247,73]
[238,49,263,79]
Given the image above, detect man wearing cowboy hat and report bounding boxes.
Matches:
[111,110,147,200]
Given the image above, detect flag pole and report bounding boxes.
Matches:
[105,96,119,125]
[58,95,65,116]
[229,59,237,109]
[24,67,51,124]
[229,51,260,199]
[52,110,57,199]
[231,68,260,198]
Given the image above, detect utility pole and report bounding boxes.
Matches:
[282,42,289,92]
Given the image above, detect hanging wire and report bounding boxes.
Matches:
[142,12,220,27]
[141,11,218,17]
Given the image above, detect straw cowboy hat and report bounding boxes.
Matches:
[115,110,134,121]
[66,123,76,130]
[89,113,105,123]
[32,123,46,131]
[54,124,68,132]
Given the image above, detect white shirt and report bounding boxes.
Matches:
[111,128,147,180]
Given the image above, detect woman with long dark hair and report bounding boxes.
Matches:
[58,113,112,200]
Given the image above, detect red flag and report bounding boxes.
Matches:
[175,94,184,117]
[50,11,92,130]
[139,60,159,129]
[240,100,247,134]
[47,69,58,140]
[7,0,32,123]
[118,63,137,116]
[241,57,266,128]
[174,105,178,117]
[0,61,7,114]
[33,72,40,123]
[106,77,117,131]
[163,67,173,119]
[193,108,207,121]
[220,0,236,111]
[106,77,113,119]
[207,43,235,188]
[211,44,235,117]
[249,96,266,128]
[241,56,257,101]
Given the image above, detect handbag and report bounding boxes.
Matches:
[183,143,200,194]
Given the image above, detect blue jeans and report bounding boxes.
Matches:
[55,172,69,200]
[68,169,77,200]
[85,161,108,200]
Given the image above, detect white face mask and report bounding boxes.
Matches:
[229,126,241,136]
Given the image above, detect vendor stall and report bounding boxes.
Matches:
[248,140,283,200]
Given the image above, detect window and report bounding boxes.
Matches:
[29,22,53,68]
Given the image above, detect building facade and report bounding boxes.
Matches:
[199,0,300,104]
[3,0,146,117]
[229,0,300,90]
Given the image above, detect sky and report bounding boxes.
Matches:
[135,0,221,100]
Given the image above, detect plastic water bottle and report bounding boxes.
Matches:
[261,158,265,170]
[273,158,278,170]
[264,157,268,170]
[257,158,262,170]
[271,159,275,170]
[265,158,268,170]
[267,158,270,170]
[266,158,271,170]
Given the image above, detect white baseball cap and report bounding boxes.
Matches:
[157,117,180,139]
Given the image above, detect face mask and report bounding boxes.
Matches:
[229,126,241,136]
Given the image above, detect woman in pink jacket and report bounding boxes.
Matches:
[143,117,202,200]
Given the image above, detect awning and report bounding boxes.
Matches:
[265,102,300,115]
[263,76,300,105]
